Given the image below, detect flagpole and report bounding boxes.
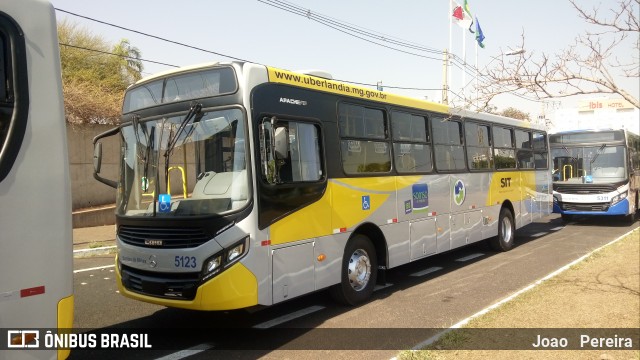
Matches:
[475,39,478,109]
[462,26,466,103]
[447,0,452,104]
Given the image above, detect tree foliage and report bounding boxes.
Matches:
[479,0,639,109]
[58,20,143,124]
[500,107,530,121]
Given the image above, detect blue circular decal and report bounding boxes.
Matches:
[453,179,466,206]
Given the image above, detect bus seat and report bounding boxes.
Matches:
[229,170,248,210]
[192,170,248,209]
[399,153,416,172]
[592,167,624,178]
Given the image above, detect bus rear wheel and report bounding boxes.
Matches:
[626,192,639,223]
[330,234,377,305]
[489,208,515,252]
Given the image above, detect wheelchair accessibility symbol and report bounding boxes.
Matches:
[159,194,171,213]
[362,195,371,211]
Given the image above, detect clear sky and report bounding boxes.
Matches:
[50,0,639,119]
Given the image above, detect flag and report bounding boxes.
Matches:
[464,0,475,34]
[475,16,485,48]
[451,0,473,30]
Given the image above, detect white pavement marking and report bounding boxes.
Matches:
[531,232,547,237]
[455,253,484,262]
[73,265,115,274]
[410,266,443,277]
[154,343,214,360]
[73,245,117,258]
[405,227,639,353]
[252,305,325,329]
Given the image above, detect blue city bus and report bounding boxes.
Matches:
[550,128,640,222]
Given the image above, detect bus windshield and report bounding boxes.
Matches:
[117,107,248,217]
[551,145,627,183]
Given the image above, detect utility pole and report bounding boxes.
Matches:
[442,49,449,105]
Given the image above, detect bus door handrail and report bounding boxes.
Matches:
[167,166,187,198]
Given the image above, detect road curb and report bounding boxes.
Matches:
[73,245,117,258]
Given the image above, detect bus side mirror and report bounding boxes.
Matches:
[93,143,103,173]
[92,127,119,188]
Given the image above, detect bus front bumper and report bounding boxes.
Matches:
[553,198,630,216]
[115,255,258,311]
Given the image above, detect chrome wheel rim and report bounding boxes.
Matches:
[348,249,371,291]
[501,216,513,243]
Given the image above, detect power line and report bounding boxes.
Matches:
[54,8,251,63]
[259,0,444,55]
[54,7,539,104]
[55,8,446,92]
[258,0,482,72]
[258,0,542,103]
[59,43,179,68]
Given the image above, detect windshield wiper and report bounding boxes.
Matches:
[163,102,202,192]
[590,144,607,164]
[132,114,155,192]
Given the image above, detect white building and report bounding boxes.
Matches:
[548,98,639,134]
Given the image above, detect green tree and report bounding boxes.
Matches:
[58,20,143,124]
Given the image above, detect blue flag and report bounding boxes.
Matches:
[475,17,485,48]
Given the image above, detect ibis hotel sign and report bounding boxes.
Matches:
[578,99,635,111]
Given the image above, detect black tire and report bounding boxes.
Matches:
[489,208,515,252]
[330,234,377,305]
[561,213,574,222]
[626,193,639,224]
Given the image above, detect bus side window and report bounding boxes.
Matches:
[0,17,29,182]
[261,119,323,184]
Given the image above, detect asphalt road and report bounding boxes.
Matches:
[69,214,639,360]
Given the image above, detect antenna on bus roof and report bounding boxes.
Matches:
[295,69,333,80]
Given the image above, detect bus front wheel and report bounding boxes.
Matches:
[489,208,515,252]
[330,235,377,305]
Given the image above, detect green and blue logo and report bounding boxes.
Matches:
[453,180,465,206]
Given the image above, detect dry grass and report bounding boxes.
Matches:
[399,229,640,360]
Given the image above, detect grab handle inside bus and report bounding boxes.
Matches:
[93,127,120,188]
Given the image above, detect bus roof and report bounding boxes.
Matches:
[128,61,545,131]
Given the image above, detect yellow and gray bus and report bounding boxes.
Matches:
[0,0,74,358]
[94,62,551,310]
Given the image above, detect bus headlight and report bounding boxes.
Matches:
[201,236,250,282]
[611,191,628,205]
[206,255,222,273]
[202,253,223,281]
[227,242,245,262]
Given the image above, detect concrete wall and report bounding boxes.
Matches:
[67,123,200,227]
[67,124,119,211]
